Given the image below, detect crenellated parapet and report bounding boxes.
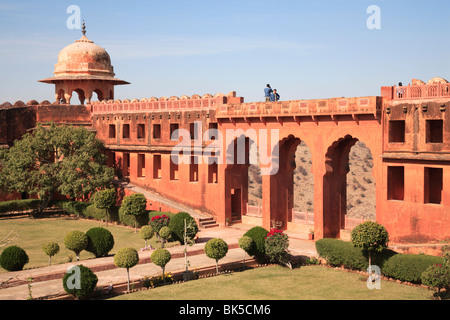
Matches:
[0,100,51,109]
[216,96,381,123]
[91,91,243,114]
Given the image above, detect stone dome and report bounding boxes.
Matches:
[53,34,115,78]
[38,22,129,104]
[427,77,448,85]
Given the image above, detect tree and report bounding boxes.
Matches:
[238,236,253,268]
[351,221,389,272]
[64,230,88,261]
[0,123,114,214]
[139,225,154,249]
[159,226,172,248]
[151,249,171,283]
[204,238,228,274]
[92,189,117,226]
[114,247,139,291]
[42,241,60,266]
[119,193,147,233]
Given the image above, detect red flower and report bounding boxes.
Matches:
[265,228,284,239]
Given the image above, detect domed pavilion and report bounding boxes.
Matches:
[39,22,129,105]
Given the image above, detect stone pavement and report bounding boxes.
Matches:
[0,224,317,300]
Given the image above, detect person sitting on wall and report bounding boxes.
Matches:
[270,89,280,102]
[264,84,273,102]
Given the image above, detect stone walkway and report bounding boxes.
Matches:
[0,224,317,300]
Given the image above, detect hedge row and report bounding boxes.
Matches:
[0,199,43,215]
[52,200,174,229]
[316,238,444,284]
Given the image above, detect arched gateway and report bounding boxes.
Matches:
[216,96,383,239]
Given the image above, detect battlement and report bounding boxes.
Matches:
[216,96,381,121]
[0,100,53,109]
[91,91,244,114]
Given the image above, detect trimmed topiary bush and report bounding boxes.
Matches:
[151,249,171,283]
[114,247,139,291]
[168,212,198,244]
[85,227,115,258]
[62,264,98,300]
[159,226,172,248]
[139,225,154,249]
[204,238,228,273]
[0,245,29,271]
[243,226,269,262]
[238,236,254,268]
[382,253,444,284]
[64,230,88,261]
[351,221,389,270]
[42,241,60,265]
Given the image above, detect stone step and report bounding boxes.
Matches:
[198,217,219,228]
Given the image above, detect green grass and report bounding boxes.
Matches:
[0,216,178,272]
[110,265,435,300]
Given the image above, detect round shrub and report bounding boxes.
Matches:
[168,212,198,244]
[151,248,171,268]
[0,245,29,271]
[243,226,269,260]
[151,248,171,282]
[159,226,172,240]
[85,227,115,258]
[42,241,60,257]
[114,247,139,270]
[205,238,228,273]
[238,236,254,252]
[139,225,154,248]
[421,264,450,292]
[351,221,389,254]
[42,241,60,265]
[64,230,88,260]
[62,264,98,300]
[265,229,290,265]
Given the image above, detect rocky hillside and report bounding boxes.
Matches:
[248,141,376,220]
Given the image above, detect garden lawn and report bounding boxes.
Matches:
[0,216,178,272]
[110,265,435,300]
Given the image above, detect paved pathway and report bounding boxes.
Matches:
[0,224,317,300]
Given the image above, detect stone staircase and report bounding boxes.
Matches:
[117,180,219,229]
[198,216,219,229]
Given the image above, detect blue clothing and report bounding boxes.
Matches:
[264,87,273,97]
[270,92,280,101]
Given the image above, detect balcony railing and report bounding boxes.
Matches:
[393,83,450,100]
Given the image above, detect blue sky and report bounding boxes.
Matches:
[0,0,449,103]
